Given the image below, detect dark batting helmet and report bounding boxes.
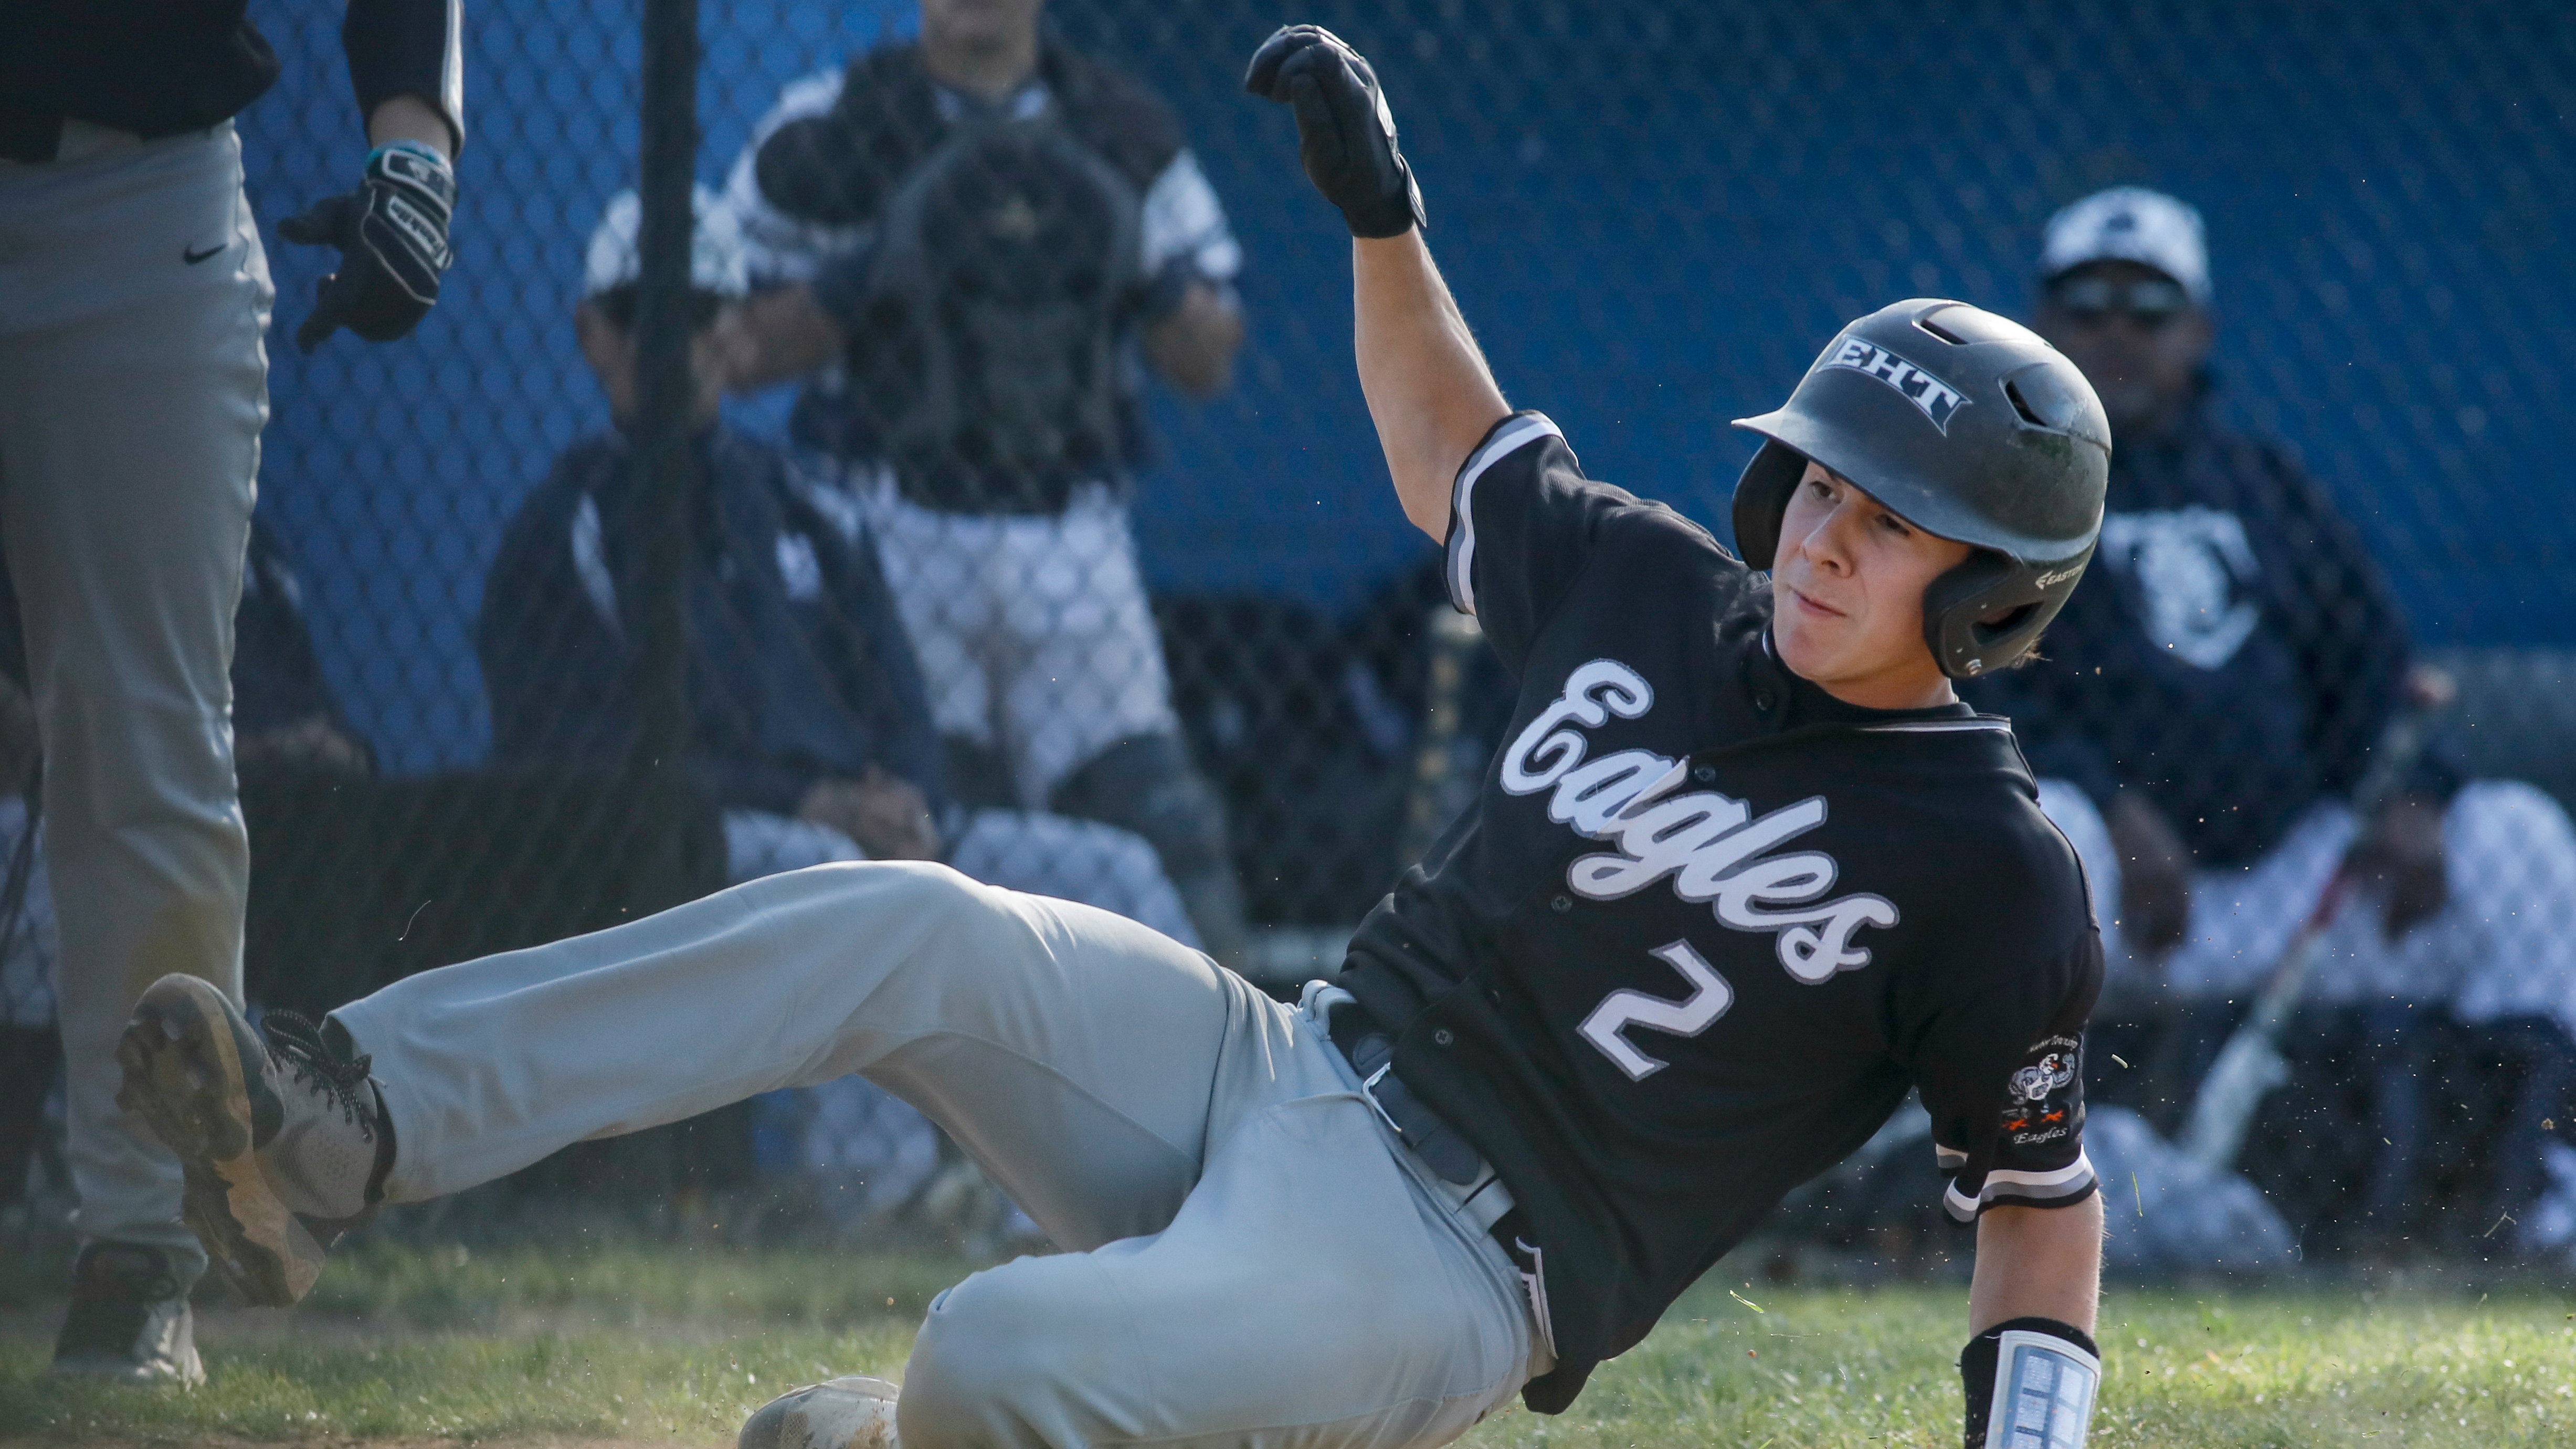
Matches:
[1732,299,2109,679]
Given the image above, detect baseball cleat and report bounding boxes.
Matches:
[738,1375,901,1449]
[47,1242,205,1386]
[115,974,389,1307]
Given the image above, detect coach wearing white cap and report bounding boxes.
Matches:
[1972,185,2576,1259]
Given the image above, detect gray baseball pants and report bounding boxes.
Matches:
[0,120,267,1277]
[332,862,1547,1449]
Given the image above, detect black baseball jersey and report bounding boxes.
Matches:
[4,0,463,155]
[1338,413,2103,1413]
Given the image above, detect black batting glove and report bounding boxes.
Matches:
[277,141,456,352]
[1243,25,1426,238]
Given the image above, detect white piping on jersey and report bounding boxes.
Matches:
[1943,1150,2097,1221]
[1857,718,2013,735]
[1446,413,1564,617]
[1934,1143,1968,1169]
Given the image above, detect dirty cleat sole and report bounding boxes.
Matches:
[738,1376,901,1449]
[116,976,323,1307]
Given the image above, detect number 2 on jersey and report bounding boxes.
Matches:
[1578,939,1734,1081]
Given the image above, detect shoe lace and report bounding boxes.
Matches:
[260,1011,379,1138]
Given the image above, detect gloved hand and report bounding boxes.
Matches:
[1243,25,1426,238]
[276,140,456,352]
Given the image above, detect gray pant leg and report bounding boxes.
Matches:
[0,123,268,1273]
[329,861,1540,1448]
[331,861,1265,1251]
[948,807,1200,949]
[901,1003,1540,1449]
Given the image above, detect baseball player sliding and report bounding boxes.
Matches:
[4,0,460,1384]
[117,26,2109,1449]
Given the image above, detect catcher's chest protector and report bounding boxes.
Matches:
[862,116,1144,503]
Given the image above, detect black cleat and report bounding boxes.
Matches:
[48,1242,204,1385]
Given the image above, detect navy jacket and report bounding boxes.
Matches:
[478,427,943,816]
[1969,394,2425,866]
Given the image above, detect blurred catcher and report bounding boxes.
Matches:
[117,24,2110,1449]
[709,0,1253,964]
[2,0,461,1384]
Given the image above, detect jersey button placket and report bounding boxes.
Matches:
[1550,894,1573,913]
[1432,1028,1454,1046]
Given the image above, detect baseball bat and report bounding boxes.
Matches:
[1397,606,1486,867]
[2177,693,2447,1174]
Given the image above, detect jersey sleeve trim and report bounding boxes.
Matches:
[1445,412,1565,617]
[1857,718,2015,736]
[345,0,468,150]
[1942,1150,2099,1222]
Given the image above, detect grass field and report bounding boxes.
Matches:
[4,1240,2574,1447]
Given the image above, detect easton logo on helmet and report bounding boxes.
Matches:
[2033,564,2084,590]
[1817,339,1969,433]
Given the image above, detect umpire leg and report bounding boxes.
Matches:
[0,121,267,1284]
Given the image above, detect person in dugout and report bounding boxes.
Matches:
[705,0,1255,963]
[1970,186,2576,1256]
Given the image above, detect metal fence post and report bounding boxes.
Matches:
[631,0,701,779]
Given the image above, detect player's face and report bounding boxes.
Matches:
[1769,462,1971,709]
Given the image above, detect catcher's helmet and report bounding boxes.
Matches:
[1733,299,2109,679]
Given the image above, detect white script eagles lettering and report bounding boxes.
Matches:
[1502,659,1899,984]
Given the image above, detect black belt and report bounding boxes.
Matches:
[1327,1013,1548,1343]
[1333,1025,1487,1186]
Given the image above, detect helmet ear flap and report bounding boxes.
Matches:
[1922,546,2092,679]
[1729,440,1810,570]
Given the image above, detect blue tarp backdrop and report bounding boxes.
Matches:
[236,0,2574,772]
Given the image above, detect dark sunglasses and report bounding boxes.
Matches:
[2047,274,2189,326]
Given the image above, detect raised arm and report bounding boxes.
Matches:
[1354,234,1509,540]
[1248,26,1506,541]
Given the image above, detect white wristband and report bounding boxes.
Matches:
[1986,1327,2100,1449]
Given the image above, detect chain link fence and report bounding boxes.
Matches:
[6,0,2575,1266]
